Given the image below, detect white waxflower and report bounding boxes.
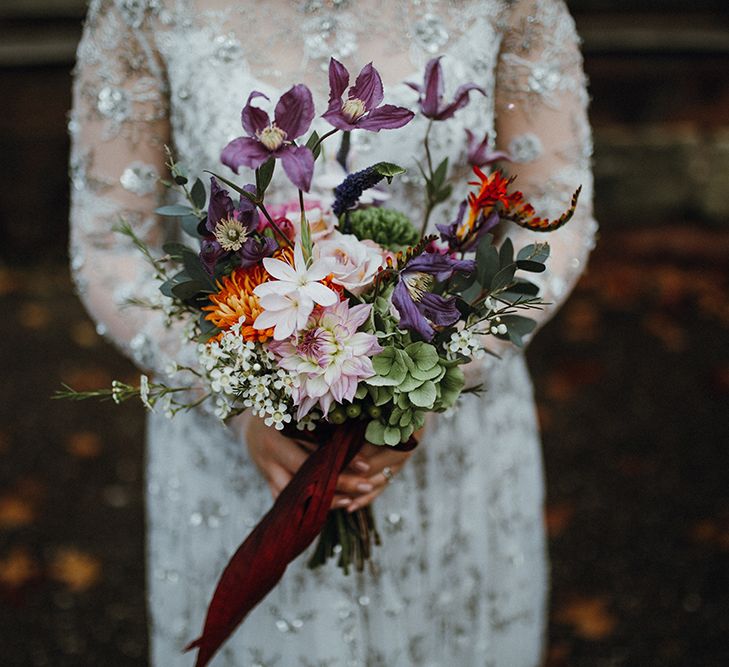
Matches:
[139,374,153,410]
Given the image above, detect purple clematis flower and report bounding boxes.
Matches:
[436,201,500,253]
[221,85,316,192]
[465,130,511,167]
[322,58,414,132]
[406,57,485,121]
[200,177,276,274]
[392,251,475,341]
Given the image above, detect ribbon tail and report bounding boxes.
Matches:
[186,421,366,667]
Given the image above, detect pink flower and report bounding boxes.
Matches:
[269,301,382,420]
[314,233,386,294]
[267,199,337,242]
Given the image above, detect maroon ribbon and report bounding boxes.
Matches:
[185,421,367,667]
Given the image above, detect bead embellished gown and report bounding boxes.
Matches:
[69,1,598,665]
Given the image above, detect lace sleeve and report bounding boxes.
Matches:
[69,0,186,375]
[493,0,598,341]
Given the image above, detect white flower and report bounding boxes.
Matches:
[253,243,338,340]
[263,403,292,430]
[314,233,386,294]
[214,217,248,251]
[139,374,153,410]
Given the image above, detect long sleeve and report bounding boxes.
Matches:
[493,0,598,339]
[69,0,187,375]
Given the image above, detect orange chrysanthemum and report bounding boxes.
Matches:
[203,262,274,343]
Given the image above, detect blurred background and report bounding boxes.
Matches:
[0,1,728,665]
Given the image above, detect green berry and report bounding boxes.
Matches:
[367,405,382,419]
[345,404,362,418]
[329,407,347,424]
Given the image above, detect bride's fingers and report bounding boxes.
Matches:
[335,471,374,496]
[267,464,292,500]
[331,493,353,509]
[346,486,385,513]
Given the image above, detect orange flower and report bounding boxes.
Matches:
[203,262,274,343]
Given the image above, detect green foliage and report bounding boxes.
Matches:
[347,208,419,250]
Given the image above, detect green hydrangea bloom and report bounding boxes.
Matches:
[347,208,419,250]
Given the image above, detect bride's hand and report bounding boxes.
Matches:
[240,414,375,510]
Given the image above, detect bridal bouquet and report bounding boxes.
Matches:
[60,57,579,666]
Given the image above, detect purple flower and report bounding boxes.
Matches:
[436,201,500,253]
[221,86,316,191]
[200,177,275,274]
[465,130,511,167]
[406,57,485,121]
[392,251,475,341]
[322,58,414,132]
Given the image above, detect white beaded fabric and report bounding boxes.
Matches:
[69,1,598,665]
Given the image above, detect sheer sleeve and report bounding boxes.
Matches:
[68,0,192,376]
[493,0,598,340]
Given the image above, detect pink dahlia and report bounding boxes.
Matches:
[269,301,382,420]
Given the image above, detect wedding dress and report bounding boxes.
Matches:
[69,1,597,665]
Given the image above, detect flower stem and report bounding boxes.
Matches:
[313,128,339,152]
[420,120,436,238]
[257,201,292,248]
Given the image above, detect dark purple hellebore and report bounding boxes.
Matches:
[436,201,500,253]
[322,58,414,132]
[406,57,485,121]
[392,251,475,341]
[465,130,511,167]
[221,86,316,192]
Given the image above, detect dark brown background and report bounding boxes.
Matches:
[0,1,728,665]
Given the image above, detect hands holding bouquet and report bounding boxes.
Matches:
[59,56,579,666]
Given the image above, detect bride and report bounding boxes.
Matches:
[69,0,597,664]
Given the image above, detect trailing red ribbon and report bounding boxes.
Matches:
[185,420,367,667]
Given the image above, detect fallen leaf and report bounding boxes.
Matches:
[0,547,40,588]
[555,596,617,640]
[49,548,101,593]
[0,496,35,528]
[18,302,51,330]
[545,503,575,538]
[66,431,102,459]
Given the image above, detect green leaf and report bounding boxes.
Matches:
[182,252,216,292]
[190,178,206,210]
[432,157,449,188]
[434,183,453,204]
[405,342,439,371]
[438,366,465,407]
[517,242,550,263]
[476,234,499,288]
[499,237,514,267]
[305,131,321,160]
[162,242,192,259]
[398,373,424,393]
[384,426,402,446]
[516,259,546,273]
[365,420,386,445]
[181,214,203,238]
[355,384,368,400]
[491,263,517,291]
[256,158,276,195]
[500,280,540,301]
[155,204,193,217]
[501,315,537,347]
[372,161,406,183]
[409,380,437,408]
[171,280,207,300]
[399,410,412,428]
[388,407,403,426]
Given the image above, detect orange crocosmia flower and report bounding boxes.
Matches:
[202,262,274,343]
[458,167,524,240]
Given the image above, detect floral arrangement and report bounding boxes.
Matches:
[60,56,579,667]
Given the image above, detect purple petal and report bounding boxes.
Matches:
[405,251,475,281]
[328,58,350,104]
[434,83,485,121]
[356,104,414,131]
[274,84,315,140]
[206,177,235,233]
[418,292,461,327]
[436,201,467,249]
[404,81,422,94]
[241,91,270,136]
[321,108,358,131]
[238,236,277,268]
[221,137,272,173]
[200,238,226,275]
[392,280,435,341]
[466,129,511,166]
[348,62,384,109]
[421,57,444,118]
[237,183,259,230]
[280,145,315,192]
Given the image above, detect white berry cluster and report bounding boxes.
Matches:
[446,328,486,361]
[198,319,299,428]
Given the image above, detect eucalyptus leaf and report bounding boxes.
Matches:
[155,204,193,217]
[517,242,550,263]
[181,214,204,238]
[490,263,517,291]
[476,234,499,288]
[162,242,193,259]
[190,178,206,210]
[499,237,514,267]
[516,259,546,273]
